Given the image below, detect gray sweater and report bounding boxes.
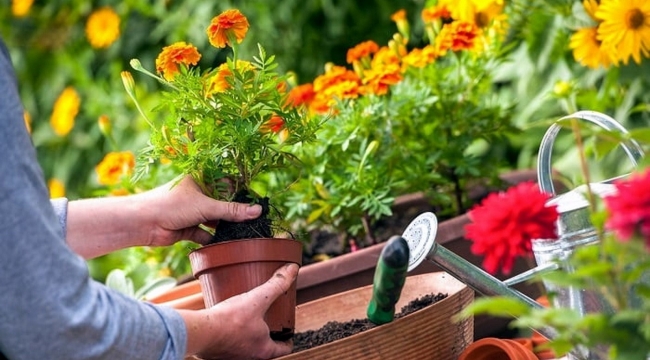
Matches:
[0,40,187,359]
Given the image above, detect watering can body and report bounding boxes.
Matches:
[532,111,645,359]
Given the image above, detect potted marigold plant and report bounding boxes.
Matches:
[122,9,323,340]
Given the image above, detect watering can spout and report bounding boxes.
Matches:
[401,212,558,340]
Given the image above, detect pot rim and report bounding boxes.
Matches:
[189,237,303,278]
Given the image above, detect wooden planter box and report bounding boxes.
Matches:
[278,272,473,359]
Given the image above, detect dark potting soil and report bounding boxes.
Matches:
[209,191,274,244]
[291,292,448,353]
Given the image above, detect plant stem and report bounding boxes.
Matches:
[362,214,375,245]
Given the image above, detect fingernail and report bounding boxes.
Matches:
[246,204,262,217]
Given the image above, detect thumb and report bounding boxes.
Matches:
[203,199,263,223]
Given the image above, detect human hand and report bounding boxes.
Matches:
[140,176,262,247]
[181,263,299,360]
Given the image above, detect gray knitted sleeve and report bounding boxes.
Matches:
[0,39,187,359]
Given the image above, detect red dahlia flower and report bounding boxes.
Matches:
[464,181,559,275]
[604,168,650,247]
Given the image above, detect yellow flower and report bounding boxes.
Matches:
[570,27,615,69]
[596,0,650,65]
[50,87,80,136]
[440,0,504,28]
[155,42,202,81]
[23,110,31,134]
[85,7,121,49]
[206,9,250,48]
[12,0,34,17]
[48,179,66,198]
[583,0,600,21]
[95,151,135,186]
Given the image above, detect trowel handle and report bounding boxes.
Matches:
[537,110,644,195]
[367,236,409,325]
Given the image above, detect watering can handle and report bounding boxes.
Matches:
[537,110,645,195]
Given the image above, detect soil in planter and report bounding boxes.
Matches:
[291,292,448,353]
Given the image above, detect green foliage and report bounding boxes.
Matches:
[104,269,177,301]
[278,17,517,245]
[130,43,323,201]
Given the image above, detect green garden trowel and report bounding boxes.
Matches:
[366,235,410,325]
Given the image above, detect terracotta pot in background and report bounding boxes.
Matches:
[188,238,302,341]
[459,337,538,360]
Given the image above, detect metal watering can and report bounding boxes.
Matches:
[401,111,644,359]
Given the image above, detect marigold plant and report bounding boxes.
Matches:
[278,1,516,248]
[124,9,323,241]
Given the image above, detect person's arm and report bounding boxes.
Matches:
[0,38,187,360]
[64,176,262,259]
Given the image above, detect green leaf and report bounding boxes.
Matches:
[458,296,531,319]
[136,277,178,300]
[105,269,135,297]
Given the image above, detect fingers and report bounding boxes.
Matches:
[266,339,294,359]
[255,263,300,312]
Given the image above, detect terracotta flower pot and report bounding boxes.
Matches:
[188,238,302,341]
[149,280,203,310]
[277,272,474,360]
[459,337,538,360]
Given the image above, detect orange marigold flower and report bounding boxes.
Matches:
[402,45,439,69]
[261,115,285,133]
[48,178,65,198]
[50,87,80,137]
[206,9,250,48]
[346,40,380,64]
[362,63,403,96]
[12,0,34,17]
[422,4,452,23]
[85,7,121,49]
[370,46,403,68]
[155,42,202,81]
[309,94,334,115]
[436,21,480,53]
[287,83,316,108]
[322,80,362,102]
[95,151,136,186]
[205,60,254,95]
[313,65,361,93]
[206,63,233,94]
